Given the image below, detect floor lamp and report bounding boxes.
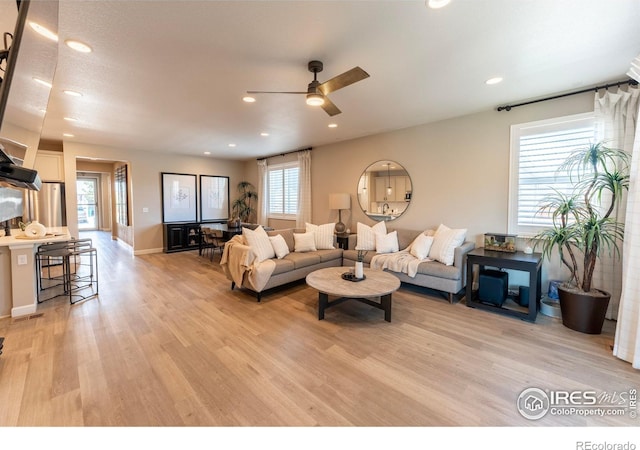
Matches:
[329,193,351,233]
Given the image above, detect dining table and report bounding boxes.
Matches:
[198,223,273,256]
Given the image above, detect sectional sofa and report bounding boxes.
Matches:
[221,225,475,303]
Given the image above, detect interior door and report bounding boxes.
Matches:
[77,177,99,230]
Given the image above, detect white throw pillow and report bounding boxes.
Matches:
[375,231,399,254]
[428,224,467,266]
[243,225,275,263]
[355,221,387,251]
[269,234,290,259]
[294,232,317,252]
[410,233,434,260]
[305,222,335,250]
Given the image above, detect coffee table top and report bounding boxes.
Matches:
[306,266,401,298]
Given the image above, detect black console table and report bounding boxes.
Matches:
[466,248,542,322]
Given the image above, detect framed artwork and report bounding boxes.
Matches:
[161,172,197,222]
[199,175,230,221]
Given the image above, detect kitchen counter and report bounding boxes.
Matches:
[0,227,69,247]
[0,227,71,318]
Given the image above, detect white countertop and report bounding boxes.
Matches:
[0,227,71,247]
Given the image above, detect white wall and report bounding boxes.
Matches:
[63,142,245,254]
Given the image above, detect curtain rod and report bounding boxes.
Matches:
[256,147,312,161]
[496,79,639,112]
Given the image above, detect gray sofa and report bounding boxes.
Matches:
[222,226,474,303]
[342,228,475,303]
[222,228,342,301]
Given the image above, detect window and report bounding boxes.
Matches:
[509,112,596,236]
[268,162,299,219]
[115,164,129,226]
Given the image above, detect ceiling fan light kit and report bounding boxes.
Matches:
[247,60,369,116]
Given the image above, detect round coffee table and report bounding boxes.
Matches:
[306,266,401,322]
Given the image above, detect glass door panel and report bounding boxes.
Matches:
[77,177,99,230]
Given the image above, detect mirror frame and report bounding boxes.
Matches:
[357,159,412,222]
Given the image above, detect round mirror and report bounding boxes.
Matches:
[357,160,412,221]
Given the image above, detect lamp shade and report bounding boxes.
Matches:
[329,193,351,210]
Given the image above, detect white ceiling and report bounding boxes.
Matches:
[28,0,640,160]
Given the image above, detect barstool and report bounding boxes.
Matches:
[36,239,99,304]
[36,241,73,303]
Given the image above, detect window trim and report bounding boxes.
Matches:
[508,112,596,236]
[267,161,299,220]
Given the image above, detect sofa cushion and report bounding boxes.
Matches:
[429,224,467,266]
[283,251,321,269]
[410,234,434,260]
[387,228,428,251]
[306,222,335,250]
[355,221,387,251]
[267,228,296,252]
[271,258,295,275]
[315,248,343,263]
[416,260,461,281]
[269,234,290,259]
[376,231,399,254]
[343,249,375,264]
[243,225,275,262]
[294,232,317,252]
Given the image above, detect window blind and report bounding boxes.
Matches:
[509,113,596,235]
[268,163,299,217]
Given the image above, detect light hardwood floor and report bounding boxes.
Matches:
[0,231,637,426]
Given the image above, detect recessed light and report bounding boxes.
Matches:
[260,132,269,137]
[328,123,338,128]
[243,96,256,103]
[33,77,52,88]
[29,21,58,42]
[204,151,211,155]
[228,143,236,148]
[63,90,83,97]
[427,0,451,9]
[65,39,92,53]
[63,117,78,122]
[63,133,74,137]
[485,77,503,85]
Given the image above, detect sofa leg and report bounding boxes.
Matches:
[231,281,236,290]
[257,292,261,302]
[448,292,454,304]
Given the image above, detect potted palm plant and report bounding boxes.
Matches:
[534,142,630,334]
[230,181,258,225]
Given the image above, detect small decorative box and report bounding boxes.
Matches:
[484,233,517,253]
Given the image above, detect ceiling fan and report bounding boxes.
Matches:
[246,60,369,116]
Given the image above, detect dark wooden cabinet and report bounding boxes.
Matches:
[163,222,201,253]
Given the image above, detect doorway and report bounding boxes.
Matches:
[77,177,100,230]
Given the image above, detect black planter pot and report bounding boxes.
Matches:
[558,286,610,334]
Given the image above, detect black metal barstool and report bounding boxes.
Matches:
[35,239,99,304]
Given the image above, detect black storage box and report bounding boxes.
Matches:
[479,269,508,307]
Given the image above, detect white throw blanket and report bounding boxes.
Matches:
[370,249,430,278]
[220,234,276,292]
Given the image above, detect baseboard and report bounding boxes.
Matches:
[134,248,164,256]
[12,304,36,318]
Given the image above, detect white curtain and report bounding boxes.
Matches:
[613,88,640,368]
[256,159,268,226]
[593,87,640,320]
[296,150,312,227]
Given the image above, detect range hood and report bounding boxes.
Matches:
[0,144,42,191]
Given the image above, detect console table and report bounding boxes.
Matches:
[465,248,542,322]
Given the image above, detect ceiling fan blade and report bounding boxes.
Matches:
[246,90,307,94]
[319,66,369,95]
[321,96,341,116]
